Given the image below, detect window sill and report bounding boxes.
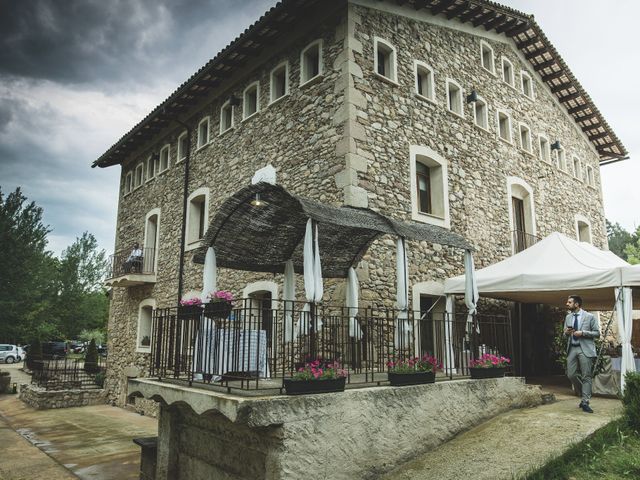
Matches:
[373,72,400,87]
[481,66,497,77]
[498,136,513,145]
[136,347,151,354]
[502,80,517,90]
[145,177,156,184]
[411,210,450,229]
[195,141,211,153]
[268,93,289,107]
[522,92,535,101]
[300,74,324,89]
[474,123,490,133]
[414,92,437,105]
[520,148,535,157]
[176,157,186,164]
[242,111,260,123]
[185,240,203,252]
[447,109,465,120]
[157,168,170,177]
[219,126,234,137]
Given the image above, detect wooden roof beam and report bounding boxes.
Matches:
[541,70,565,82]
[472,9,496,27]
[588,131,610,141]
[459,5,483,22]
[576,112,599,123]
[413,0,431,10]
[431,0,456,16]
[495,18,519,34]
[558,91,582,103]
[568,104,590,115]
[596,142,617,151]
[533,59,557,71]
[484,14,507,31]
[549,82,572,94]
[516,36,540,49]
[446,1,469,19]
[525,47,549,60]
[506,21,531,37]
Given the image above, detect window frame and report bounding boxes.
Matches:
[507,176,537,254]
[575,214,592,243]
[538,135,551,163]
[373,37,398,84]
[409,145,450,229]
[124,171,133,195]
[243,81,260,121]
[300,39,323,86]
[496,109,512,143]
[269,61,290,105]
[185,187,210,251]
[158,144,170,173]
[134,163,144,189]
[445,79,464,118]
[572,156,583,181]
[480,40,495,74]
[219,100,235,135]
[501,56,515,87]
[518,123,532,153]
[521,70,534,99]
[197,116,210,150]
[136,299,156,353]
[472,95,489,131]
[586,165,595,187]
[145,155,156,182]
[414,60,436,103]
[555,147,567,172]
[177,131,188,163]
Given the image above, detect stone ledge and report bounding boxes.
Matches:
[19,384,107,410]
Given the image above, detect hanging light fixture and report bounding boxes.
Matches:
[250,192,265,207]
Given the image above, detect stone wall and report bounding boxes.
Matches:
[19,384,107,410]
[129,377,544,479]
[105,1,610,411]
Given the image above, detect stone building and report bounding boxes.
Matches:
[94,0,626,410]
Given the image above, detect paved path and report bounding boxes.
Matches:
[382,392,622,480]
[0,363,157,480]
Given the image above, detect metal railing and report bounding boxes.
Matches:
[31,357,106,390]
[149,300,513,392]
[512,229,540,253]
[107,247,156,278]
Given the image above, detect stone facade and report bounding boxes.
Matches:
[19,384,106,410]
[104,1,609,411]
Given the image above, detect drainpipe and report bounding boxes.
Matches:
[168,112,191,304]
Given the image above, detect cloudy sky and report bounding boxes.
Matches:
[0,0,637,257]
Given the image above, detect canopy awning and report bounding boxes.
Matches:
[193,183,471,278]
[445,232,637,310]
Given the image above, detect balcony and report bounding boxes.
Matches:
[105,247,156,287]
[512,229,540,254]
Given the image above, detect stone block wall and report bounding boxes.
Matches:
[19,384,107,409]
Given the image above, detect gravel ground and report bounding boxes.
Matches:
[382,395,622,480]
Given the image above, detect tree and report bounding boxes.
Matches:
[54,232,109,338]
[623,226,640,265]
[606,220,634,261]
[0,187,56,343]
[84,339,99,374]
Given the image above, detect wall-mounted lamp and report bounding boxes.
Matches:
[466,90,478,103]
[551,140,562,150]
[250,193,265,207]
[228,95,241,107]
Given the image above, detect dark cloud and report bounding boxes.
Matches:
[0,0,275,86]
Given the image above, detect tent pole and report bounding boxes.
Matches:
[518,303,523,377]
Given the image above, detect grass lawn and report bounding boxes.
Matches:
[525,419,640,480]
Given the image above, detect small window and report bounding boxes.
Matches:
[416,162,432,214]
[576,218,592,243]
[220,100,234,134]
[555,147,567,171]
[158,145,169,172]
[446,80,463,117]
[125,172,133,194]
[146,155,156,181]
[270,62,289,103]
[197,117,210,149]
[243,82,260,119]
[497,111,512,142]
[521,71,534,99]
[134,163,144,188]
[374,38,397,83]
[502,57,514,86]
[538,136,551,163]
[137,301,154,352]
[572,156,582,181]
[586,165,595,187]
[519,124,532,152]
[414,61,435,101]
[473,97,488,130]
[177,132,188,163]
[186,188,209,247]
[410,146,450,229]
[480,41,495,74]
[300,40,323,85]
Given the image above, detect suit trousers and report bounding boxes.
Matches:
[566,345,594,403]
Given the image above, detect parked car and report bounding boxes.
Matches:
[17,346,26,362]
[69,341,85,354]
[0,344,20,364]
[97,345,108,357]
[41,341,68,357]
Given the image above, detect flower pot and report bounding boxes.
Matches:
[284,377,346,395]
[204,301,233,319]
[388,371,435,386]
[179,305,203,318]
[469,367,505,379]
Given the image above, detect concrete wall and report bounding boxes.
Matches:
[129,377,543,479]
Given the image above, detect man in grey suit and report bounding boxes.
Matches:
[564,295,600,413]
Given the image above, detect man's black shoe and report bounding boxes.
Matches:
[581,403,594,413]
[578,401,584,408]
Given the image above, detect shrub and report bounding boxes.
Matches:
[26,339,43,371]
[622,371,640,430]
[84,339,100,374]
[94,371,106,388]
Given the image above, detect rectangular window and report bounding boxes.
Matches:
[446,81,462,116]
[146,155,156,180]
[270,62,288,103]
[480,41,494,73]
[159,145,169,172]
[125,172,133,194]
[521,71,534,98]
[187,194,207,244]
[415,62,434,101]
[573,157,582,180]
[519,124,532,152]
[497,111,511,142]
[197,117,210,149]
[502,58,514,86]
[474,99,488,130]
[301,41,322,84]
[374,38,396,82]
[243,83,259,119]
[556,148,567,171]
[177,133,188,162]
[416,162,432,214]
[134,163,144,188]
[220,102,234,133]
[587,166,595,186]
[539,136,551,163]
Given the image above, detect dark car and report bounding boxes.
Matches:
[41,341,68,357]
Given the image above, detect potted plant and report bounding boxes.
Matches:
[284,359,348,395]
[387,354,441,386]
[469,353,510,379]
[204,290,234,319]
[179,297,203,317]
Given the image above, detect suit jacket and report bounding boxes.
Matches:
[564,310,600,357]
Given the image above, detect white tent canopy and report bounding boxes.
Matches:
[445,232,635,310]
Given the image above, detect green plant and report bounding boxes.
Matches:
[94,371,106,388]
[387,354,441,373]
[84,339,100,374]
[622,371,640,430]
[79,328,105,346]
[292,359,347,381]
[469,353,510,368]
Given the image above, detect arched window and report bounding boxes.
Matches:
[414,61,435,102]
[270,61,289,103]
[374,37,397,83]
[186,188,209,250]
[480,41,495,74]
[300,40,323,85]
[243,82,260,120]
[144,208,160,273]
[137,299,156,352]
[243,281,278,346]
[410,146,450,229]
[575,215,592,243]
[507,177,536,254]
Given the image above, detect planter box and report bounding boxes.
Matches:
[284,377,346,395]
[178,305,203,318]
[204,301,233,319]
[388,371,435,386]
[469,367,505,379]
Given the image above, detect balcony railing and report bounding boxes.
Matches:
[149,300,513,393]
[106,247,156,286]
[512,229,540,253]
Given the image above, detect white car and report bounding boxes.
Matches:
[17,346,26,362]
[0,344,19,364]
